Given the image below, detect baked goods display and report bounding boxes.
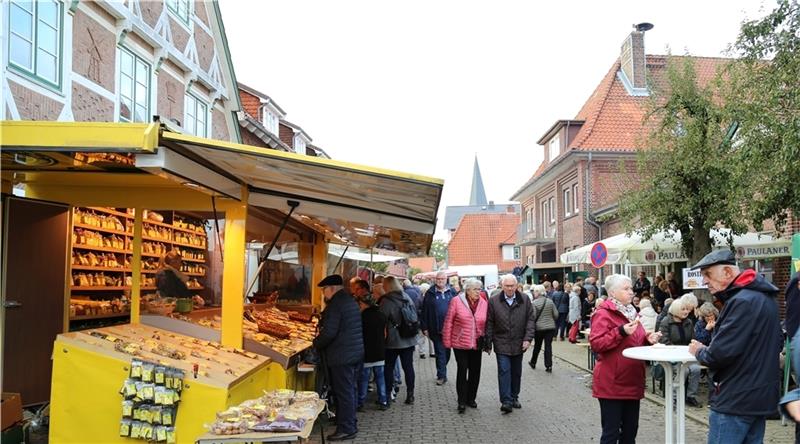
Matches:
[70,297,129,317]
[69,207,208,329]
[208,390,322,435]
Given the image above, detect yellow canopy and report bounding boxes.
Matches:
[0,121,443,254]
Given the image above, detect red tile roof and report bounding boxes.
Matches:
[448,213,520,272]
[514,55,732,196]
[409,257,437,273]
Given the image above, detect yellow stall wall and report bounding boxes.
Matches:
[49,339,270,444]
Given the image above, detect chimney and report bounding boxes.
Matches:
[620,23,653,90]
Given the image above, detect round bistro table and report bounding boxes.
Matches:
[622,345,697,444]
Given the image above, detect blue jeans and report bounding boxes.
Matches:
[329,363,359,435]
[431,334,451,380]
[707,411,766,444]
[358,364,386,406]
[496,353,522,405]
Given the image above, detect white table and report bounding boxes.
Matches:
[622,345,697,444]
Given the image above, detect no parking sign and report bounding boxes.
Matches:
[590,242,608,268]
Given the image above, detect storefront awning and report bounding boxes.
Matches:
[1,121,443,255]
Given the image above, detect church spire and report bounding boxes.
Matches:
[469,155,488,206]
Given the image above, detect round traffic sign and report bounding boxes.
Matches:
[591,242,608,268]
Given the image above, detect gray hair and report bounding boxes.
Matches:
[531,284,546,297]
[604,274,632,294]
[668,297,685,316]
[500,274,517,285]
[697,302,719,318]
[680,293,698,309]
[639,298,653,309]
[419,283,430,294]
[463,278,483,292]
[382,276,404,293]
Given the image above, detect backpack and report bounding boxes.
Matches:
[396,297,420,338]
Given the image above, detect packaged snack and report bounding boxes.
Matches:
[141,423,153,440]
[161,408,173,426]
[155,425,168,442]
[209,419,248,435]
[164,370,174,389]
[154,386,166,405]
[130,359,143,379]
[142,383,155,401]
[121,400,134,418]
[166,427,176,444]
[119,419,131,437]
[130,421,142,439]
[250,415,305,433]
[121,379,137,399]
[134,381,146,402]
[292,391,320,403]
[155,366,166,385]
[216,406,243,421]
[140,405,152,424]
[142,362,155,382]
[152,406,162,425]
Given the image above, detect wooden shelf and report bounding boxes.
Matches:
[185,272,206,277]
[70,312,130,321]
[172,240,206,249]
[182,257,206,263]
[73,223,129,236]
[142,235,171,243]
[171,224,206,235]
[140,252,164,258]
[71,265,131,272]
[142,219,176,231]
[73,244,131,254]
[83,207,133,219]
[71,286,128,291]
[140,269,159,274]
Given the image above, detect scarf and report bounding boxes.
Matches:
[612,298,638,322]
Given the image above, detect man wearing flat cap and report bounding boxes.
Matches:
[687,249,781,444]
[313,274,364,441]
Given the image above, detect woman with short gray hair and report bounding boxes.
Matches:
[590,274,662,443]
[528,285,559,372]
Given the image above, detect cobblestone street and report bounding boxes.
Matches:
[310,339,795,443]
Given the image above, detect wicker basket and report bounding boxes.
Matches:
[145,301,175,316]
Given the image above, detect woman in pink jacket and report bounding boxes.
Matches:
[590,274,661,444]
[442,278,489,414]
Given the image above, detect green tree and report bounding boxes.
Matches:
[367,262,388,273]
[617,57,747,263]
[725,0,800,230]
[407,267,422,279]
[429,240,448,264]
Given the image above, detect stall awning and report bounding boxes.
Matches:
[1,121,444,255]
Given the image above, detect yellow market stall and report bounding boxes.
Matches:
[0,120,443,443]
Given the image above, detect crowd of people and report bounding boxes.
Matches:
[311,248,792,443]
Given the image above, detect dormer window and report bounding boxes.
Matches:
[293,133,308,155]
[261,104,279,135]
[548,134,560,161]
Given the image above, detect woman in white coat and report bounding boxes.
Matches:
[638,298,658,333]
[568,284,582,327]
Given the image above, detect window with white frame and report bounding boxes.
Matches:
[118,48,150,123]
[502,245,516,260]
[165,0,190,24]
[261,105,279,135]
[293,133,307,155]
[8,0,62,87]
[184,93,208,137]
[541,201,548,236]
[572,183,580,213]
[564,188,572,217]
[548,134,560,161]
[548,197,555,223]
[526,209,533,232]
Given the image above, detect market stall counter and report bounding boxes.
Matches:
[140,304,316,390]
[50,324,271,443]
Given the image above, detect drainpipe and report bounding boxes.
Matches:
[584,152,603,278]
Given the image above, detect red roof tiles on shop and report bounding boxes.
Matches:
[448,213,519,272]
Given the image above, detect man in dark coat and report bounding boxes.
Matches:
[421,271,456,385]
[313,275,364,441]
[632,271,651,298]
[485,274,536,413]
[688,250,781,444]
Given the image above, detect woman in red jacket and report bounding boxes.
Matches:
[442,278,489,414]
[589,274,661,444]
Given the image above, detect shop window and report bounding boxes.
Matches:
[166,0,191,24]
[184,92,208,137]
[548,134,560,161]
[564,188,572,217]
[8,0,62,88]
[572,183,580,213]
[118,48,150,123]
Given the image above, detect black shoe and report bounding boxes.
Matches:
[405,394,415,404]
[356,405,364,412]
[500,404,513,413]
[686,397,700,407]
[458,404,466,414]
[327,432,357,441]
[419,354,426,359]
[378,402,389,411]
[545,367,552,373]
[430,354,436,358]
[512,401,522,409]
[528,361,536,370]
[467,401,478,408]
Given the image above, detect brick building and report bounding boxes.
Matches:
[2,0,241,141]
[448,213,519,274]
[511,26,797,299]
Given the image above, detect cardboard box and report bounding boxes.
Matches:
[1,392,23,430]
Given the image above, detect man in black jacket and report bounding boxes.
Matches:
[688,250,781,444]
[313,275,364,441]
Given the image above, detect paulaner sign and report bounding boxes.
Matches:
[736,246,790,258]
[639,245,790,264]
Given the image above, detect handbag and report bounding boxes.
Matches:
[568,320,580,343]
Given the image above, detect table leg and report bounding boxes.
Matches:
[663,364,674,444]
[677,363,687,444]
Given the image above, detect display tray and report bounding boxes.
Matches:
[57,324,270,389]
[140,308,312,370]
[195,400,325,443]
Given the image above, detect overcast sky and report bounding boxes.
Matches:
[220,0,773,240]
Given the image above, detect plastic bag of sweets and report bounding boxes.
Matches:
[120,379,137,399]
[121,400,134,418]
[141,362,155,383]
[161,407,174,426]
[209,419,248,435]
[130,359,143,379]
[154,366,166,385]
[119,419,132,437]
